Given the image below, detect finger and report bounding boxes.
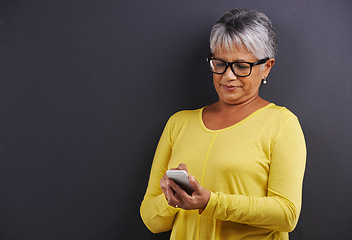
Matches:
[161,176,174,195]
[160,178,166,189]
[168,179,183,193]
[177,163,188,173]
[160,175,169,192]
[167,189,183,207]
[164,179,183,204]
[188,175,201,193]
[161,175,181,207]
[164,180,173,198]
[168,178,190,201]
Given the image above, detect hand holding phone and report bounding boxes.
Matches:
[166,170,194,195]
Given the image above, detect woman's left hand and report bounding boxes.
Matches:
[165,164,211,210]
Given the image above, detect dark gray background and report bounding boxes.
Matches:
[0,0,351,239]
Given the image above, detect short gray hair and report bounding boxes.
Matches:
[210,9,278,59]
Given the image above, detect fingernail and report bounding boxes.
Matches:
[190,175,195,181]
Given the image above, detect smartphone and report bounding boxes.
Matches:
[166,170,194,195]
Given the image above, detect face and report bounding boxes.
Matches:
[212,45,274,106]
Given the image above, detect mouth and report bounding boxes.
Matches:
[222,84,242,91]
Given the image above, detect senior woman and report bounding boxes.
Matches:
[140,9,306,240]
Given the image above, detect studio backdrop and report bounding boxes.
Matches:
[0,0,351,239]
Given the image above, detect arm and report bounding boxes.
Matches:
[200,116,306,232]
[140,118,180,233]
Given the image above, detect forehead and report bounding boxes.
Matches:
[213,44,256,61]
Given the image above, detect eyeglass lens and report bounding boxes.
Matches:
[209,59,252,76]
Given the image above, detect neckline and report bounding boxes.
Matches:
[199,103,275,133]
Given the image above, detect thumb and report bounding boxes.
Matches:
[189,175,201,192]
[178,163,188,173]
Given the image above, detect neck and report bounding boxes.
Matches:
[216,95,263,113]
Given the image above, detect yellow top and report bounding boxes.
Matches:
[140,103,306,240]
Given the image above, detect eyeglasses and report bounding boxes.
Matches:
[207,56,269,77]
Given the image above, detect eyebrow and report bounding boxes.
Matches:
[213,57,252,63]
[233,59,247,62]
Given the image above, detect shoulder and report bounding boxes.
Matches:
[163,108,202,133]
[265,103,298,120]
[264,104,304,137]
[168,108,202,123]
[258,104,303,135]
[163,108,202,139]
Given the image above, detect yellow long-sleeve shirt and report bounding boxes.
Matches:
[140,103,306,240]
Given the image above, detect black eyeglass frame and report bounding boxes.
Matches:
[207,56,270,77]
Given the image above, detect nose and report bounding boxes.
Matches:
[223,66,237,80]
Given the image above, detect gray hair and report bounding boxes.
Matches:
[210,9,278,59]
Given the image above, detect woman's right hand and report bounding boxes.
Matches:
[160,163,210,211]
[160,163,189,208]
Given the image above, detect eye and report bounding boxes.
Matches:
[234,62,250,69]
[214,60,226,67]
[210,59,226,69]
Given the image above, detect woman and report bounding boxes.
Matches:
[140,9,306,240]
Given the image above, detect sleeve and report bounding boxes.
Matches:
[200,116,307,232]
[140,116,180,233]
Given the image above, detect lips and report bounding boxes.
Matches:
[222,84,242,90]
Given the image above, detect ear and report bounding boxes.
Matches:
[262,58,275,78]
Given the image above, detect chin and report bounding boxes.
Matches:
[220,98,243,105]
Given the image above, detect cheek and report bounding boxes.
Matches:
[251,69,264,81]
[212,75,221,86]
[243,79,258,91]
[244,72,262,88]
